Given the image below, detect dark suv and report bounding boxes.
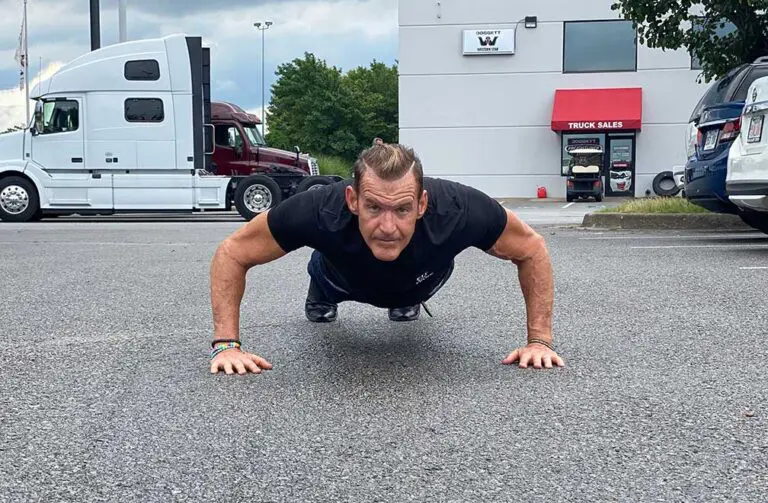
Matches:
[684,57,768,213]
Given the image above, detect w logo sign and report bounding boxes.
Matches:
[478,36,498,46]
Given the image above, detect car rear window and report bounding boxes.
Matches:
[732,66,768,102]
[688,64,747,122]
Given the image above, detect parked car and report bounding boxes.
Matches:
[684,56,768,214]
[725,75,768,234]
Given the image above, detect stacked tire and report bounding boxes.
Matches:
[652,171,680,197]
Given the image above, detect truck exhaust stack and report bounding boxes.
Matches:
[90,0,100,50]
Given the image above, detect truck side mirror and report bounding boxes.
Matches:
[294,145,300,154]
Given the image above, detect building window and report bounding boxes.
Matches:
[563,20,637,73]
[124,98,165,122]
[690,17,736,70]
[125,59,160,81]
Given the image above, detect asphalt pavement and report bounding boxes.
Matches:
[1,211,767,502]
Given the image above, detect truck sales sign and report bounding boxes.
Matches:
[462,29,515,55]
[567,121,624,130]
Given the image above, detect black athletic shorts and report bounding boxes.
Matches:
[306,249,454,308]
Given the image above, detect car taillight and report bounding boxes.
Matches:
[567,181,574,188]
[593,180,601,187]
[720,118,741,141]
[697,128,703,145]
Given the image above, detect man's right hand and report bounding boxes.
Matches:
[210,349,273,375]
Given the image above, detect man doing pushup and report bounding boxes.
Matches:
[208,143,564,374]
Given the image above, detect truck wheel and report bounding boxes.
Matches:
[0,176,39,222]
[234,175,282,220]
[297,175,333,192]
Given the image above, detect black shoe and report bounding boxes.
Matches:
[306,302,337,323]
[388,304,420,322]
[305,279,338,323]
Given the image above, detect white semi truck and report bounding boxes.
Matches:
[0,33,316,222]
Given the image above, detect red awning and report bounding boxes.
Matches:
[551,87,642,132]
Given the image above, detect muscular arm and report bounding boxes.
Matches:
[486,209,554,344]
[210,211,288,342]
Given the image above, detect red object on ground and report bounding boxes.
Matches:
[550,87,643,131]
[537,186,547,199]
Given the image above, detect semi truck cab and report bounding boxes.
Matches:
[209,102,329,199]
[0,33,335,222]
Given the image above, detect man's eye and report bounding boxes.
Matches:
[398,207,410,214]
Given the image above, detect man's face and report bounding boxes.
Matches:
[346,169,427,261]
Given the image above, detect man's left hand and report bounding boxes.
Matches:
[502,342,565,369]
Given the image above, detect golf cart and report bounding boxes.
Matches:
[565,146,604,202]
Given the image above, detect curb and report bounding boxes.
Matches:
[581,212,753,230]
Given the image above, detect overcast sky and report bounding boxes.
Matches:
[0,0,397,129]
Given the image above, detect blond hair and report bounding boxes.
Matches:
[352,143,424,193]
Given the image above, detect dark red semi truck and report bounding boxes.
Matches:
[208,101,340,217]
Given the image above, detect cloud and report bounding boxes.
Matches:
[246,106,270,136]
[0,62,63,131]
[0,0,397,124]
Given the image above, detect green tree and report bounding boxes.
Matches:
[266,52,363,161]
[344,60,399,145]
[610,0,768,82]
[265,53,399,162]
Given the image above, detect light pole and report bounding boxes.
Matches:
[253,21,272,139]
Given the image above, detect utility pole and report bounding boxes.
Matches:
[23,0,29,127]
[253,21,272,139]
[118,0,127,43]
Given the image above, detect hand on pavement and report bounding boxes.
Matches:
[210,348,273,375]
[502,342,565,369]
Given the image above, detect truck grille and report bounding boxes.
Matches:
[308,157,320,176]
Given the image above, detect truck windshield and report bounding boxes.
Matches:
[242,126,266,146]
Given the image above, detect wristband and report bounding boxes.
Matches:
[211,339,240,348]
[210,341,241,360]
[527,338,554,351]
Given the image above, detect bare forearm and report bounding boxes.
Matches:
[516,241,554,342]
[210,242,248,341]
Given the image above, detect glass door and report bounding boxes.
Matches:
[605,134,636,197]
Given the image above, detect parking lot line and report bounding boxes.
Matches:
[739,266,768,270]
[580,234,765,240]
[562,202,574,209]
[631,244,768,249]
[0,241,205,246]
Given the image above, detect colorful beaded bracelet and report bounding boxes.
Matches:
[210,341,241,360]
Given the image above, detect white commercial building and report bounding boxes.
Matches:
[397,0,710,199]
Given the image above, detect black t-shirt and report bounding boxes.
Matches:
[266,177,508,308]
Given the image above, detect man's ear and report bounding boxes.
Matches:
[345,185,359,215]
[417,190,428,219]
